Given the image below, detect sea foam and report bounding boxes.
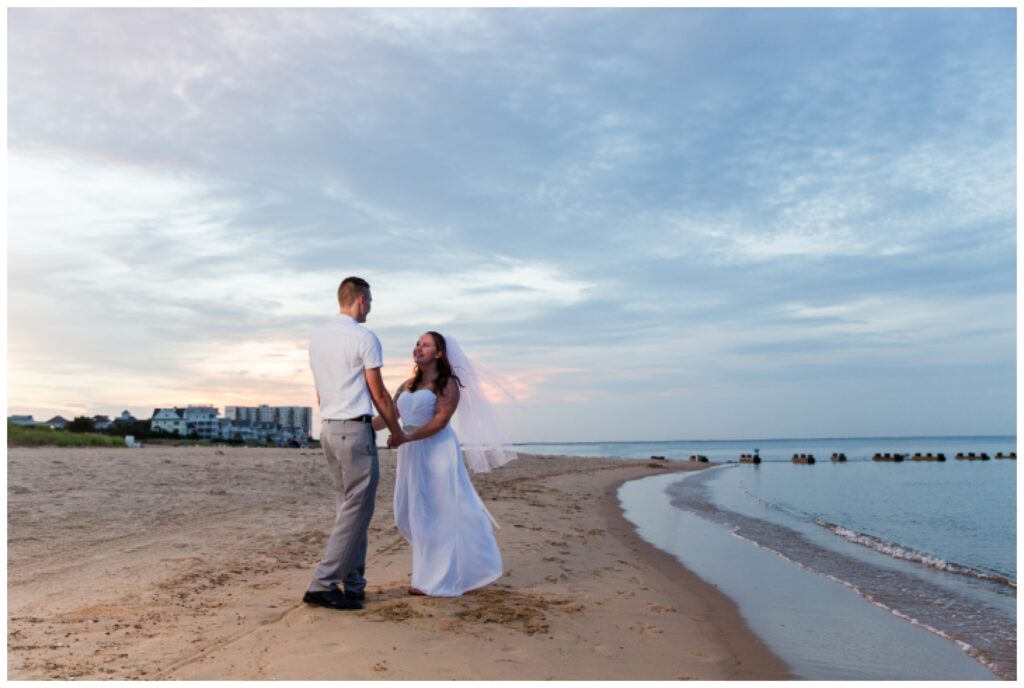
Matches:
[815,520,1016,589]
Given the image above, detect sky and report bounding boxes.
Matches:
[6,8,1017,442]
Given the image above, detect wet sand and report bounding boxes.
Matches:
[7,446,790,680]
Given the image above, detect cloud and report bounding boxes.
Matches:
[7,8,1016,439]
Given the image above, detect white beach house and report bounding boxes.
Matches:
[151,408,187,436]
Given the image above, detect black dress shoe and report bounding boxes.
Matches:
[343,589,366,601]
[303,588,363,610]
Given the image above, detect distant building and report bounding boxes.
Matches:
[225,405,271,424]
[117,410,137,424]
[45,415,70,429]
[225,405,312,438]
[150,406,219,439]
[151,408,187,436]
[182,406,219,439]
[92,415,112,430]
[152,404,312,444]
[8,415,36,426]
[276,406,314,436]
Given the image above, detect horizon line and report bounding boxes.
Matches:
[513,433,1018,445]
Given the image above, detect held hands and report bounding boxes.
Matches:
[387,430,409,449]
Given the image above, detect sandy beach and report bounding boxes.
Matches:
[7,446,790,680]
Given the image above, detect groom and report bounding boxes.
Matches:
[303,276,406,610]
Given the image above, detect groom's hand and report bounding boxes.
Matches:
[388,430,408,448]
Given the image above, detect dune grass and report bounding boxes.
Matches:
[7,423,126,448]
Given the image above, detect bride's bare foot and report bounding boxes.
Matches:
[408,586,426,596]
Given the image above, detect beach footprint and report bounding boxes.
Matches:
[628,622,663,636]
[646,604,676,614]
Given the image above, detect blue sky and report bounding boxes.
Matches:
[7,8,1017,441]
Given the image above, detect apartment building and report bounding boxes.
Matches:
[225,405,312,437]
[154,404,312,443]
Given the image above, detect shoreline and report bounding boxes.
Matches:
[621,466,1008,680]
[601,466,794,679]
[8,447,791,680]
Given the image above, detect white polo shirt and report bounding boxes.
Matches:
[309,314,384,420]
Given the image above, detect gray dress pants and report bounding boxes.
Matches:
[307,419,379,594]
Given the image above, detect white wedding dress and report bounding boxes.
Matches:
[394,388,503,596]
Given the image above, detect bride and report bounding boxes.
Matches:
[375,331,516,597]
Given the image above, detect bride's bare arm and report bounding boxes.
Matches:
[404,378,461,442]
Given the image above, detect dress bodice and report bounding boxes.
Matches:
[398,388,437,429]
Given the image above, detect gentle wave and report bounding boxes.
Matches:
[728,528,1008,680]
[742,487,1016,589]
[815,520,1016,589]
[668,468,1016,679]
[742,487,811,521]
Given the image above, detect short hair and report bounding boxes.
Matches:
[338,276,370,307]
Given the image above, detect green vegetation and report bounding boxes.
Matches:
[67,415,98,433]
[8,420,312,449]
[100,418,178,441]
[7,422,126,448]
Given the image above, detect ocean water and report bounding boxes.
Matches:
[522,436,1016,680]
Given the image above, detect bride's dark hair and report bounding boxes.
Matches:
[411,331,464,394]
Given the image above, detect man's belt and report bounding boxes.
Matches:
[323,415,373,424]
